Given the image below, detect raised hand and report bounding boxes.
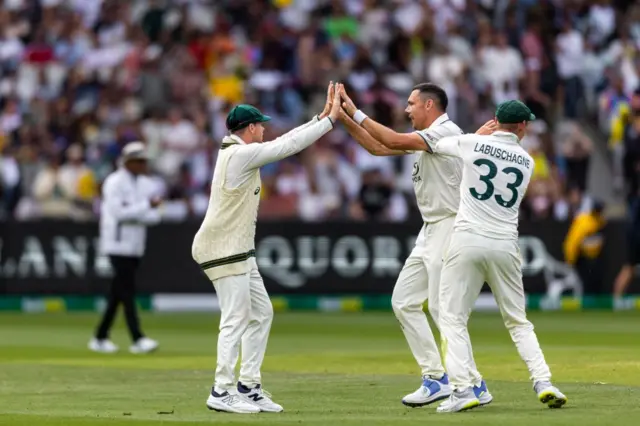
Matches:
[319,81,334,119]
[328,82,342,123]
[475,119,498,135]
[338,107,351,122]
[338,84,358,117]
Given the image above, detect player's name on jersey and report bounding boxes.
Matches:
[473,143,531,169]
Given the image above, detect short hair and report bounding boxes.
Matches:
[498,123,520,132]
[412,83,448,111]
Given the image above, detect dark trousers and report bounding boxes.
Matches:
[95,255,144,342]
[576,256,604,295]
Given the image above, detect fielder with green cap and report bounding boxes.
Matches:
[191,82,341,414]
[426,100,568,413]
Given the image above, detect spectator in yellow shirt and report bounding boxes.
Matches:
[563,200,606,294]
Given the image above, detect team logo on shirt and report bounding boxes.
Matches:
[412,163,421,183]
[255,187,261,195]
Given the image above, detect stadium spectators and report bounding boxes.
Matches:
[0,0,636,222]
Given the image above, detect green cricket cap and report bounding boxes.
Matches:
[495,100,536,124]
[226,104,271,132]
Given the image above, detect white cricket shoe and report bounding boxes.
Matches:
[437,388,480,413]
[206,388,260,414]
[534,381,567,408]
[237,383,284,412]
[129,337,159,354]
[88,338,118,354]
[402,374,452,407]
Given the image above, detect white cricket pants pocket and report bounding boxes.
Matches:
[213,260,274,390]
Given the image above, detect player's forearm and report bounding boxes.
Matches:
[343,116,404,156]
[277,116,320,140]
[107,200,153,221]
[361,118,405,150]
[246,117,333,169]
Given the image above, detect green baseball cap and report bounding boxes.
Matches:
[495,100,536,124]
[226,104,271,132]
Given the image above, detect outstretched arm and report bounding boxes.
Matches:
[281,81,337,139]
[339,109,406,156]
[338,85,428,152]
[233,82,342,171]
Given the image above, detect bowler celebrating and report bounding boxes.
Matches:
[432,101,568,413]
[338,83,490,407]
[192,83,341,414]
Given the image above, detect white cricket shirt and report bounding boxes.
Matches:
[412,113,464,223]
[432,131,534,240]
[99,168,161,257]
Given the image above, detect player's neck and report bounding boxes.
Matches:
[231,133,254,144]
[423,111,445,129]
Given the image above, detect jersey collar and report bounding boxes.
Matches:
[221,134,246,149]
[491,131,520,144]
[228,134,246,145]
[429,113,450,129]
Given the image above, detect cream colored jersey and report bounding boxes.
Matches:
[412,114,465,223]
[432,131,534,240]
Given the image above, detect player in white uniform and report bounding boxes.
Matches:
[429,100,568,413]
[192,83,342,414]
[337,83,492,407]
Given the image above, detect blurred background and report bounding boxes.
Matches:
[0,0,640,312]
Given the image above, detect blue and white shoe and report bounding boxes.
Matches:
[402,374,452,407]
[473,380,493,406]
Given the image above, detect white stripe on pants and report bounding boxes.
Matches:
[439,231,552,390]
[212,258,273,390]
[391,218,482,382]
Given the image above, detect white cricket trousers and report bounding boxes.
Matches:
[439,231,552,390]
[391,217,481,382]
[212,258,274,390]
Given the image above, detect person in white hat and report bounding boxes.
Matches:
[89,141,162,355]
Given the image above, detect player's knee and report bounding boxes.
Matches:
[439,310,465,331]
[221,306,251,328]
[391,290,405,313]
[391,294,418,318]
[261,302,274,324]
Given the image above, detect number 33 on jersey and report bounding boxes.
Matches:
[432,131,534,240]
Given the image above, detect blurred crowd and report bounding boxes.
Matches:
[0,0,637,223]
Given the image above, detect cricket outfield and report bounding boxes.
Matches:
[0,311,638,425]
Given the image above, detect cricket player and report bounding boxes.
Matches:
[337,83,492,407]
[192,83,341,414]
[432,100,568,413]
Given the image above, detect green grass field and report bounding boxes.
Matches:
[1,311,639,425]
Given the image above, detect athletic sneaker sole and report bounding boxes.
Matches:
[539,392,567,409]
[402,393,451,408]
